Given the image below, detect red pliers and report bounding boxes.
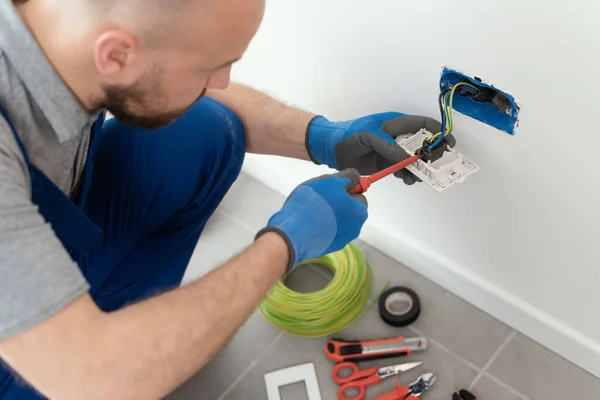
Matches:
[374,373,436,400]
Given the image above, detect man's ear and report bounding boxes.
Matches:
[93,30,142,85]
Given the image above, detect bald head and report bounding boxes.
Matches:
[88,0,223,47]
[16,0,265,129]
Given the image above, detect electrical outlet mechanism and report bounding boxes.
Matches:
[391,66,518,191]
[393,68,505,192]
[395,129,479,192]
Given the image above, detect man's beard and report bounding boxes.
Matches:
[101,82,207,131]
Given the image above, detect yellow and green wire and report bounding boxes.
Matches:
[259,243,389,338]
[426,82,479,151]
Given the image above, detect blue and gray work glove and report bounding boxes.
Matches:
[306,112,451,185]
[256,169,368,272]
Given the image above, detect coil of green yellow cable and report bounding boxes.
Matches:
[259,242,388,338]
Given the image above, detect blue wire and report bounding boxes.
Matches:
[428,92,449,152]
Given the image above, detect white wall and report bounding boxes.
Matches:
[231,0,600,377]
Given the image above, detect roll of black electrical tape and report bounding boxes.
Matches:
[378,286,421,327]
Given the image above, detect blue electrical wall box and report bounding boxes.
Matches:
[439,67,520,135]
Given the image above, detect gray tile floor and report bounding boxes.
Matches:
[166,173,600,400]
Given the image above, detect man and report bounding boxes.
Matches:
[0,0,443,398]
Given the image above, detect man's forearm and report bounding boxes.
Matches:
[0,232,289,400]
[207,83,316,160]
[102,231,288,399]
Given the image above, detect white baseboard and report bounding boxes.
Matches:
[359,222,600,379]
[240,157,600,380]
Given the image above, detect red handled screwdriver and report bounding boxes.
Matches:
[349,155,419,195]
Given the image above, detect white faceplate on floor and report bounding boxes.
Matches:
[264,362,322,400]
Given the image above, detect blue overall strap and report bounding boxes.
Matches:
[0,107,103,256]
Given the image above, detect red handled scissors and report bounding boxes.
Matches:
[332,361,422,400]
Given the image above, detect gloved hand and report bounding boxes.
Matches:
[306,112,452,185]
[256,169,368,272]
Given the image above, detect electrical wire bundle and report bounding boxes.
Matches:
[425,81,479,152]
[259,243,388,338]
